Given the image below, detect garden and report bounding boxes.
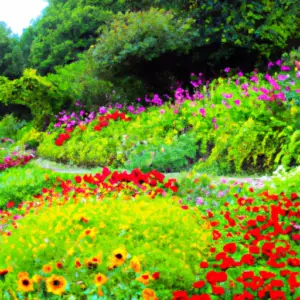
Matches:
[0,0,300,299]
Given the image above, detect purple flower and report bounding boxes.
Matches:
[296,71,300,79]
[268,62,274,68]
[224,67,230,73]
[212,117,216,123]
[238,72,243,77]
[278,74,289,81]
[281,65,290,71]
[127,105,135,112]
[276,59,281,66]
[199,108,206,117]
[190,81,199,88]
[115,103,123,109]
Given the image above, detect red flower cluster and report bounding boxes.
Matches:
[94,111,131,131]
[55,110,131,146]
[0,154,34,171]
[173,190,300,299]
[55,132,71,146]
[38,168,177,204]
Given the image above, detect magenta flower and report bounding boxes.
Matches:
[296,72,300,79]
[199,108,206,117]
[268,62,274,68]
[224,67,230,73]
[281,65,290,71]
[276,59,281,66]
[238,72,243,77]
[212,118,216,123]
[234,99,241,106]
[99,106,107,114]
[250,76,258,83]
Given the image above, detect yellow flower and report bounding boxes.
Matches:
[142,288,158,300]
[46,275,67,296]
[94,273,108,286]
[130,256,142,273]
[42,264,52,274]
[108,248,127,269]
[17,276,34,293]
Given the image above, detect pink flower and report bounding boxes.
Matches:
[278,74,289,81]
[199,108,206,117]
[222,93,233,99]
[212,118,216,123]
[238,72,243,77]
[224,67,230,73]
[275,59,281,66]
[281,65,290,71]
[234,99,241,106]
[268,62,274,68]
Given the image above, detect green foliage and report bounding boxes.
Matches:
[125,133,197,173]
[0,115,27,139]
[25,1,113,74]
[92,8,196,76]
[0,162,73,209]
[0,69,71,129]
[0,22,24,79]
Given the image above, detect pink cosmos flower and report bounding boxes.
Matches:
[234,100,241,106]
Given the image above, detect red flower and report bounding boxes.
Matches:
[206,271,227,284]
[223,243,237,254]
[260,271,276,280]
[200,262,209,268]
[152,272,160,280]
[212,285,225,295]
[181,205,189,210]
[212,230,222,240]
[241,254,255,266]
[249,245,260,254]
[269,290,286,300]
[173,291,189,300]
[6,201,14,209]
[291,234,300,241]
[191,295,211,300]
[193,280,206,288]
[291,192,298,200]
[75,176,82,183]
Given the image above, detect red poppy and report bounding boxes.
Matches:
[6,201,14,209]
[152,272,160,280]
[172,291,189,300]
[200,262,209,268]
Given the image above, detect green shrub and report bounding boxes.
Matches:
[92,8,196,76]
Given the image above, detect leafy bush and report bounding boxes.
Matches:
[0,69,71,129]
[92,8,196,76]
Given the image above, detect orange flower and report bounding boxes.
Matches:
[136,273,151,285]
[142,288,158,300]
[130,256,142,273]
[42,264,52,274]
[97,287,104,296]
[108,248,127,269]
[94,273,108,286]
